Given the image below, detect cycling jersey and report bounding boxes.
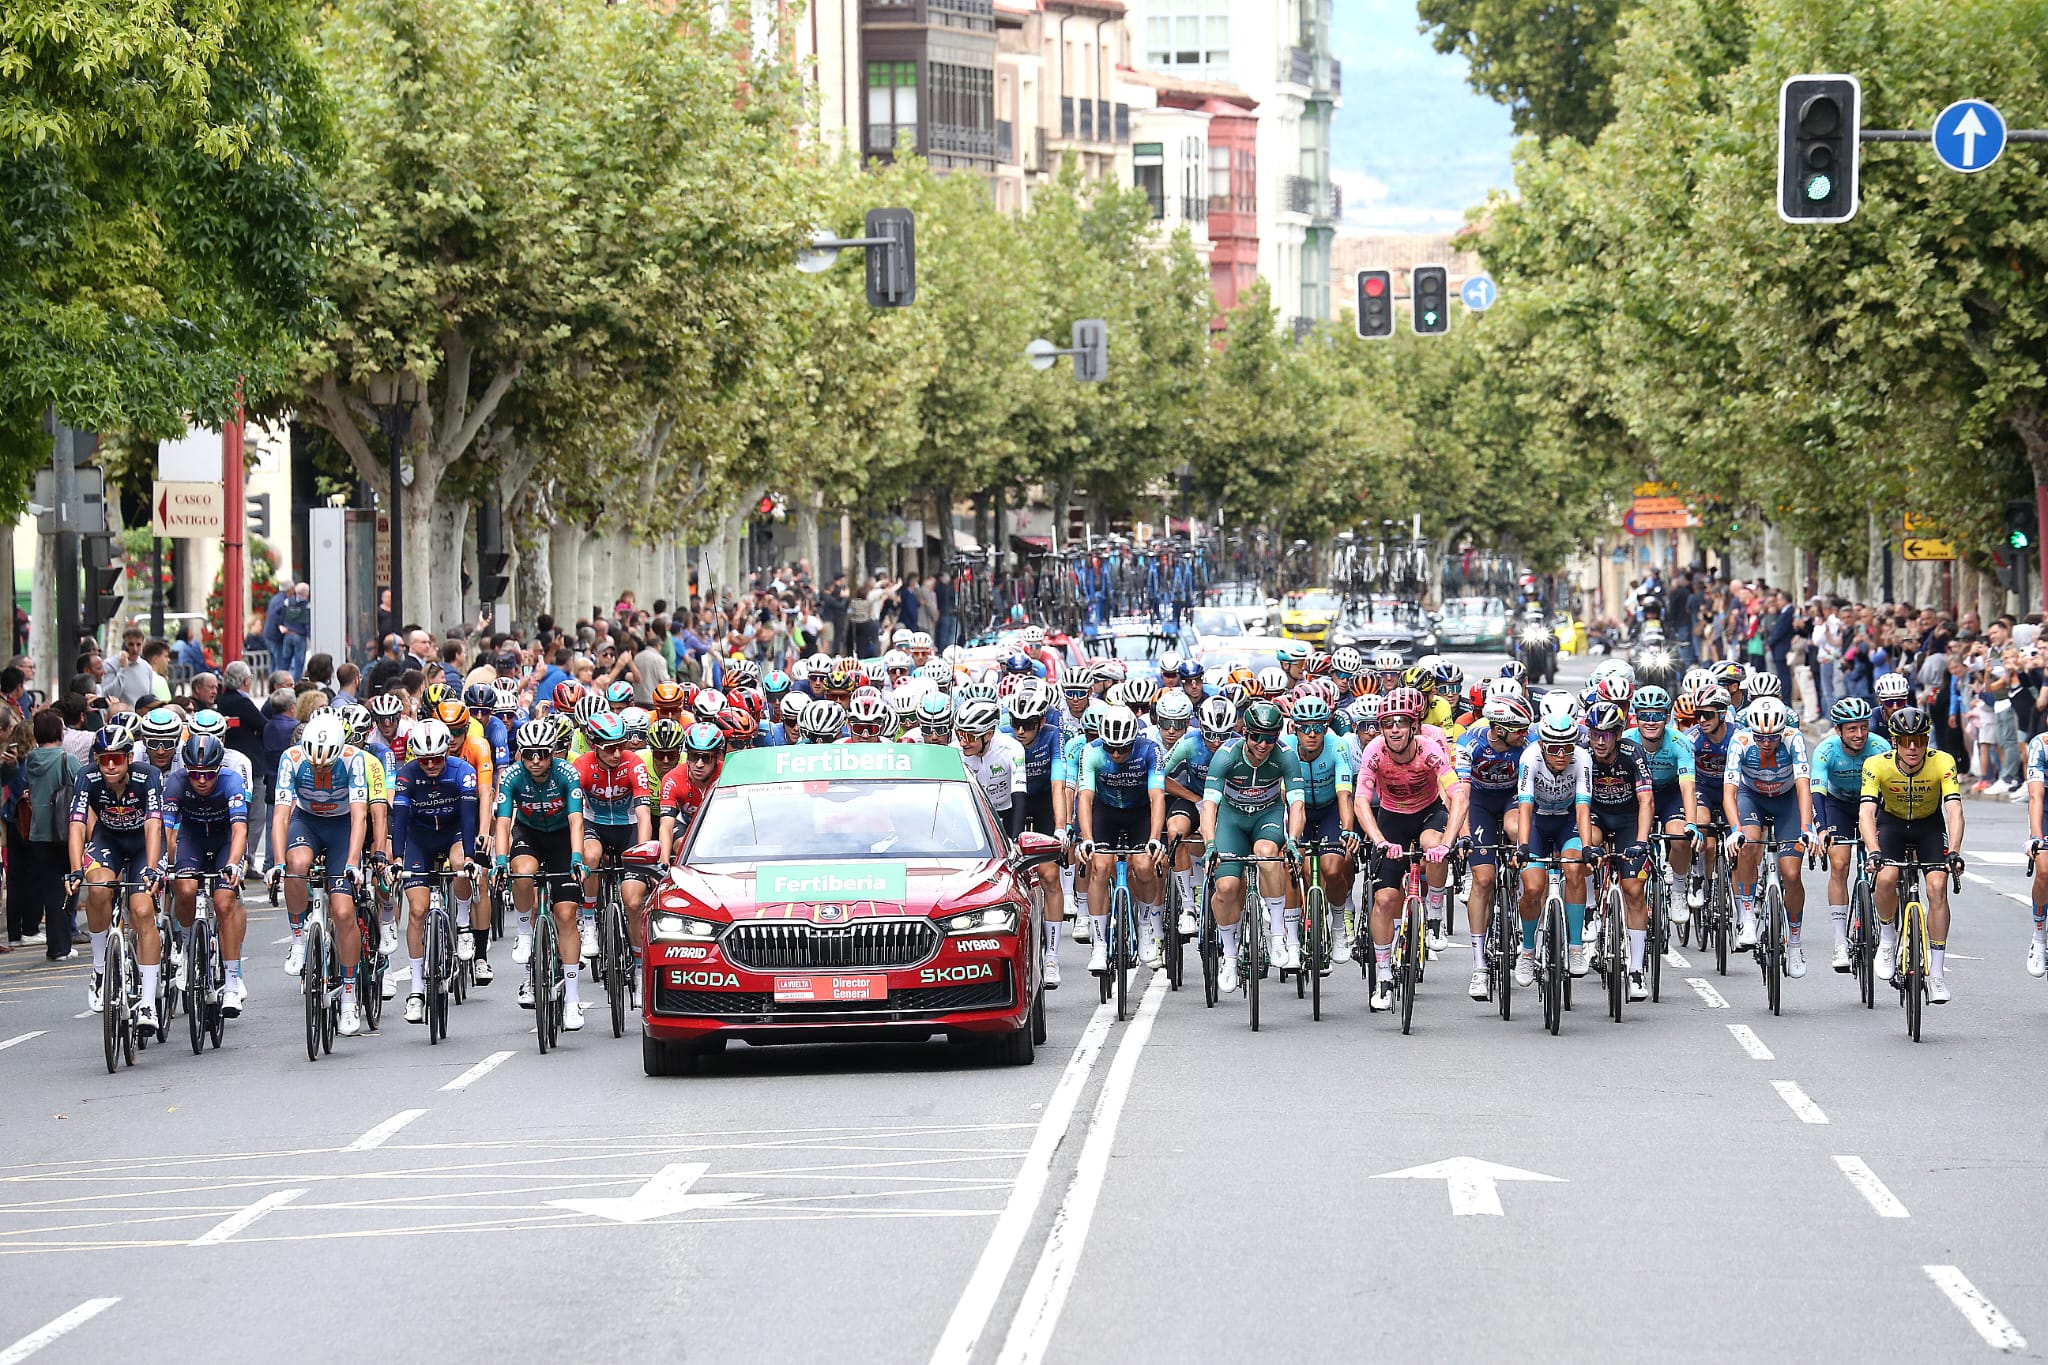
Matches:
[1517,746,1590,816]
[1078,737,1163,811]
[572,750,653,827]
[390,756,480,860]
[1725,729,1810,797]
[1810,732,1892,799]
[454,732,495,800]
[658,764,718,831]
[1354,734,1454,815]
[1587,739,1653,811]
[1055,731,1090,787]
[1686,722,1733,795]
[2029,733,2048,788]
[481,714,512,771]
[1281,733,1352,809]
[961,734,1028,812]
[495,759,583,831]
[350,744,389,806]
[1455,725,1526,804]
[1163,732,1218,799]
[1623,726,1695,789]
[1013,723,1063,797]
[275,746,369,817]
[161,767,247,837]
[1859,750,1961,821]
[1202,739,1305,814]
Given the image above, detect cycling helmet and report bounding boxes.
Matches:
[1001,651,1034,677]
[1537,713,1579,745]
[1087,658,1122,687]
[1830,696,1875,726]
[409,719,453,759]
[188,708,227,739]
[1485,676,1526,702]
[889,688,920,727]
[549,713,575,752]
[336,703,373,744]
[724,660,760,691]
[1538,690,1582,723]
[1745,697,1792,736]
[302,714,347,764]
[1123,677,1157,709]
[1305,651,1334,678]
[1672,695,1700,728]
[1347,694,1384,728]
[916,693,955,731]
[882,649,913,675]
[1708,661,1745,689]
[691,689,726,723]
[1256,666,1290,698]
[1592,658,1637,686]
[956,698,1001,736]
[179,734,225,771]
[1380,687,1426,721]
[1220,681,1251,711]
[762,671,792,701]
[434,699,472,735]
[684,720,728,754]
[1402,665,1432,692]
[139,707,184,745]
[1157,653,1183,681]
[1154,689,1194,726]
[650,680,688,712]
[596,680,630,710]
[1593,674,1635,706]
[1020,625,1046,650]
[462,683,498,715]
[1098,705,1140,747]
[551,680,586,712]
[846,692,891,731]
[923,660,956,690]
[1874,672,1912,702]
[1291,695,1331,727]
[420,680,454,715]
[1744,670,1782,700]
[1275,640,1310,665]
[723,710,760,748]
[1330,646,1364,677]
[1885,705,1932,738]
[1680,666,1712,697]
[366,691,406,719]
[1179,658,1206,681]
[1242,700,1285,737]
[1500,661,1529,685]
[822,665,858,695]
[492,678,520,712]
[1198,696,1237,741]
[1696,684,1732,714]
[730,689,765,721]
[517,719,556,753]
[1370,650,1407,678]
[587,712,628,746]
[1007,680,1052,723]
[647,717,687,752]
[959,680,1000,706]
[1433,661,1464,694]
[1080,700,1110,738]
[799,701,845,741]
[1484,695,1534,728]
[780,692,810,723]
[1631,684,1672,719]
[92,726,134,757]
[1585,700,1627,734]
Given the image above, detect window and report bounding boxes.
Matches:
[866,61,918,153]
[929,62,994,156]
[1209,143,1231,201]
[1144,0,1229,69]
[1134,142,1165,218]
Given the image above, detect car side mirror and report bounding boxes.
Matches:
[622,840,664,867]
[1012,830,1063,872]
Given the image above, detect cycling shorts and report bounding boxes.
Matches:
[171,829,237,880]
[402,826,467,891]
[1372,800,1448,891]
[1021,792,1059,837]
[1588,805,1641,847]
[1212,802,1288,882]
[586,821,656,883]
[1301,801,1344,847]
[509,824,579,904]
[1875,811,1947,866]
[1736,787,1802,838]
[84,832,150,887]
[1812,792,1856,841]
[1651,783,1687,824]
[1466,795,1517,868]
[1165,794,1201,827]
[1089,801,1152,855]
[286,811,356,893]
[1524,811,1583,862]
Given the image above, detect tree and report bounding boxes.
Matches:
[1417,0,1632,144]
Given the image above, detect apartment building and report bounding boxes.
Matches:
[793,0,1001,172]
[1120,67,1258,310]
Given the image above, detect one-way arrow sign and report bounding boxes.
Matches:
[1372,1157,1565,1216]
[548,1163,759,1224]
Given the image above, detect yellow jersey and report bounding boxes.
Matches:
[1859,750,1960,822]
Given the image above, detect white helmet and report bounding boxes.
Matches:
[1537,690,1581,723]
[956,698,1001,735]
[302,714,348,764]
[1020,625,1046,649]
[1098,705,1139,747]
[409,719,453,759]
[1745,697,1792,736]
[1154,689,1194,724]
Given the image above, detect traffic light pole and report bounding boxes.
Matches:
[222,392,246,663]
[50,414,80,669]
[2037,483,2048,612]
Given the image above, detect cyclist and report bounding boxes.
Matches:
[340,702,398,990]
[1055,700,1106,945]
[1624,683,1697,923]
[69,728,167,1026]
[1515,710,1592,987]
[1811,696,1891,973]
[1199,699,1304,992]
[1685,684,1735,911]
[367,691,409,763]
[272,714,371,1036]
[467,683,512,773]
[1155,690,1211,938]
[1582,701,1653,998]
[958,695,1026,833]
[658,722,725,861]
[647,717,687,787]
[1454,693,1531,1000]
[1355,687,1461,1011]
[1723,697,1814,975]
[391,719,482,1023]
[1861,706,1963,1004]
[163,734,250,1017]
[1282,693,1359,970]
[495,719,589,1030]
[1874,670,1914,720]
[1004,682,1066,984]
[574,712,654,979]
[1076,704,1167,970]
[436,700,496,953]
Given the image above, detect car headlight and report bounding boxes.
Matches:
[1521,627,1552,645]
[940,905,1020,936]
[650,911,722,942]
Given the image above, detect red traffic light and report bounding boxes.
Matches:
[1363,275,1385,298]
[757,495,774,517]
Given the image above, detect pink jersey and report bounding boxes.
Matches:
[1355,734,1454,815]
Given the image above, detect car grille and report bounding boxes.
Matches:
[720,920,940,972]
[656,972,1013,1019]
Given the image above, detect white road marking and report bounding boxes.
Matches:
[1962,872,1994,887]
[272,935,294,945]
[2005,892,2032,908]
[0,1031,47,1052]
[1687,977,1729,1008]
[1372,1156,1564,1217]
[995,973,1168,1365]
[1923,1265,2027,1350]
[441,1051,515,1092]
[1832,1156,1908,1218]
[1969,850,2025,866]
[72,1011,93,1020]
[928,1001,1116,1365]
[1726,1024,1773,1060]
[1771,1080,1828,1124]
[548,1162,758,1223]
[343,1109,427,1152]
[0,1298,120,1364]
[1663,949,1691,968]
[189,1188,308,1245]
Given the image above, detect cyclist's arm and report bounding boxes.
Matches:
[1858,763,1882,853]
[226,775,249,867]
[390,778,412,864]
[1942,759,1964,855]
[1794,773,1814,836]
[458,771,481,853]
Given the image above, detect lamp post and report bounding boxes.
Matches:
[366,371,420,625]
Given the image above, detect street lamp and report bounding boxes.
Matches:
[793,209,916,307]
[366,370,421,625]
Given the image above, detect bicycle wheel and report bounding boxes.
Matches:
[1306,883,1325,1021]
[319,933,337,1055]
[359,925,383,1033]
[1713,874,1730,976]
[302,920,324,1062]
[1543,898,1564,1036]
[1764,886,1783,1017]
[1112,885,1131,1024]
[607,903,627,1039]
[1399,905,1419,1035]
[1246,903,1261,1033]
[1164,869,1184,992]
[1904,905,1923,1043]
[102,932,124,1074]
[1853,878,1876,1009]
[1493,903,1513,1022]
[1648,877,1666,1004]
[189,920,212,1056]
[1605,888,1624,1023]
[1199,875,1218,1008]
[426,910,445,1046]
[533,915,555,1056]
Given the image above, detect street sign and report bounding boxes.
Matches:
[1902,537,1955,562]
[1932,98,2006,174]
[152,481,225,538]
[375,509,392,589]
[32,466,105,533]
[1460,274,1498,312]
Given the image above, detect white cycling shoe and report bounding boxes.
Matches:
[455,932,476,962]
[517,978,535,1009]
[1467,969,1490,1001]
[562,1000,586,1031]
[338,1002,363,1037]
[222,980,247,1018]
[379,922,399,955]
[1137,926,1163,969]
[1071,919,1092,944]
[1786,943,1808,979]
[1513,949,1536,988]
[381,973,397,1001]
[1044,955,1062,989]
[1627,971,1648,1001]
[134,1002,159,1038]
[1086,940,1109,973]
[1369,979,1393,1012]
[1735,918,1759,950]
[473,958,495,985]
[512,933,533,966]
[1273,934,1301,972]
[1567,945,1589,978]
[1928,975,1952,1005]
[1218,957,1240,993]
[1178,909,1198,936]
[2028,940,2047,978]
[404,993,426,1024]
[284,936,306,976]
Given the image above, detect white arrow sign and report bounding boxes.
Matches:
[1372,1157,1564,1216]
[549,1163,759,1224]
[1955,106,1986,167]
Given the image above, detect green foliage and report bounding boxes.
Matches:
[1417,0,1632,143]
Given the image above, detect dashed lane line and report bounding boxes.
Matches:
[1831,1156,1908,1218]
[441,1052,515,1092]
[1726,1024,1772,1060]
[342,1110,427,1153]
[1687,977,1729,1008]
[189,1189,308,1246]
[1923,1266,2027,1351]
[0,1032,46,1053]
[1771,1079,1829,1125]
[0,1298,120,1365]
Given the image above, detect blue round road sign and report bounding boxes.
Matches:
[1932,98,2006,174]
[1460,274,1498,312]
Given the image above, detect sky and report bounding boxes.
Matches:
[1329,0,1519,233]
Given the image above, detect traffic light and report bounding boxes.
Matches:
[2004,498,2035,551]
[478,551,510,605]
[82,532,124,635]
[1777,75,1861,224]
[1072,319,1108,382]
[1411,265,1449,335]
[1355,269,1393,340]
[248,491,271,540]
[864,208,915,308]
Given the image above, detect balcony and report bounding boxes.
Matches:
[997,119,1014,162]
[929,0,993,23]
[1328,58,1342,97]
[867,123,903,154]
[1182,194,1208,224]
[1279,46,1312,86]
[1324,180,1342,223]
[1282,174,1313,215]
[1033,125,1049,170]
[931,122,996,158]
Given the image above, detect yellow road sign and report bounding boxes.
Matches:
[1902,537,1955,561]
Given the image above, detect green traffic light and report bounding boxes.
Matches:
[2011,530,2032,550]
[1423,311,1439,327]
[1804,173,1833,202]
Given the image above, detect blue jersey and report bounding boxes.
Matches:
[71,766,164,837]
[1078,737,1164,810]
[1726,728,1809,798]
[1686,722,1734,794]
[162,767,248,837]
[1624,726,1696,790]
[1163,732,1217,798]
[481,715,513,772]
[276,746,369,818]
[1056,732,1090,787]
[1282,733,1351,809]
[1455,725,1527,804]
[1011,722,1063,796]
[1810,732,1890,800]
[391,756,481,859]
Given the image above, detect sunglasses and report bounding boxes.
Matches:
[597,742,624,756]
[418,755,445,767]
[850,724,883,738]
[521,749,553,761]
[188,767,219,780]
[1105,741,1132,754]
[1295,722,1327,734]
[1635,711,1669,723]
[686,753,719,764]
[1542,743,1577,756]
[1245,732,1278,745]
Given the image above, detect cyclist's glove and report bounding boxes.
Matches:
[64,870,84,895]
[1077,840,1097,861]
[570,854,587,878]
[1946,852,1966,876]
[1379,841,1405,860]
[1283,838,1300,861]
[1143,839,1166,862]
[493,853,510,874]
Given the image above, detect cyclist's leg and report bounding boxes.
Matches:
[1873,817,1905,961]
[404,877,433,996]
[2030,853,2048,968]
[551,874,583,1009]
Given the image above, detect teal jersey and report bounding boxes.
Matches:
[1281,732,1352,809]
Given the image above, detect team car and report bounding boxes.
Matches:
[637,744,1060,1075]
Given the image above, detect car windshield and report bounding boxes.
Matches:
[1211,645,1286,675]
[1288,591,1340,612]
[1188,608,1242,637]
[1444,597,1505,619]
[1087,632,1167,663]
[686,779,994,862]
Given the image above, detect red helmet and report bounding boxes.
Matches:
[551,680,586,713]
[1380,686,1426,721]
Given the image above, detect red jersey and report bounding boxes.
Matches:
[658,763,718,832]
[572,749,652,826]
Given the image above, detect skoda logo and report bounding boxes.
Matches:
[814,904,846,923]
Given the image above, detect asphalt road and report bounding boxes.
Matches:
[3,648,2041,1362]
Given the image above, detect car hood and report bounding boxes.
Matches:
[667,858,1010,921]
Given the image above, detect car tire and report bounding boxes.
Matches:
[989,1021,1036,1066]
[1030,988,1048,1045]
[642,1034,699,1077]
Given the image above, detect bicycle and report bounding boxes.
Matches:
[1837,834,1880,1009]
[419,865,463,1045]
[1089,845,1147,1024]
[1293,837,1350,1022]
[1689,816,1734,975]
[1473,841,1519,1022]
[1374,844,1431,1035]
[93,877,154,1073]
[1585,847,1629,1024]
[1523,853,1575,1036]
[507,871,566,1054]
[1218,852,1287,1032]
[1647,831,1697,1005]
[590,853,636,1038]
[1878,854,1954,1043]
[173,869,231,1055]
[1163,833,1202,992]
[1741,821,1804,1017]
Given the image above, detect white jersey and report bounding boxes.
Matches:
[960,733,1028,812]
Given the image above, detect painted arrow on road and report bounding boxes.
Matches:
[1372,1157,1565,1216]
[548,1163,759,1224]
